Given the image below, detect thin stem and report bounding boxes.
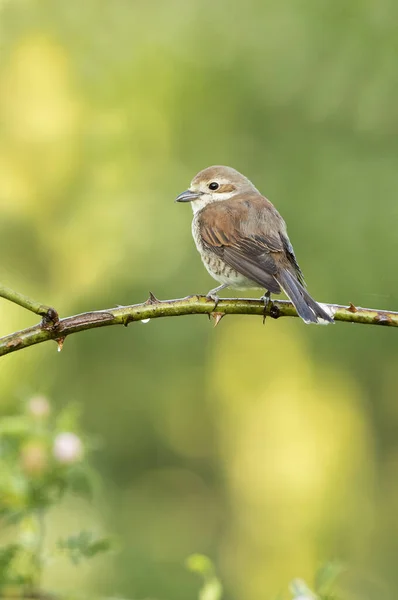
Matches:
[5,592,138,599]
[33,510,46,590]
[0,295,397,358]
[0,285,58,325]
[0,592,56,599]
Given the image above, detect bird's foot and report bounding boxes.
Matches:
[207,292,220,311]
[206,284,229,311]
[260,291,272,324]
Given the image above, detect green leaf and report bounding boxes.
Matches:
[0,545,19,583]
[314,562,345,596]
[186,554,215,578]
[57,531,112,565]
[186,555,223,600]
[0,544,32,587]
[63,464,96,501]
[0,508,29,527]
[0,416,30,437]
[55,403,83,435]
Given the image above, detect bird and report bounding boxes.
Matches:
[175,165,333,324]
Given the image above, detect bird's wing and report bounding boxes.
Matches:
[279,233,306,286]
[199,194,300,294]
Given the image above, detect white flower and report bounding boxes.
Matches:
[53,432,84,464]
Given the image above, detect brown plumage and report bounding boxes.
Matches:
[176,165,333,324]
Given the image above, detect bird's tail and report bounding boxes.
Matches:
[276,269,333,324]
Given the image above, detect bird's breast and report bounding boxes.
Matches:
[191,214,255,288]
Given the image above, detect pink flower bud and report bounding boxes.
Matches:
[21,442,48,476]
[28,395,51,418]
[53,432,84,464]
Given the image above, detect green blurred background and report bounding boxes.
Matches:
[1,0,398,598]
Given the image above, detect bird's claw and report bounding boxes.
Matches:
[207,293,220,311]
[260,291,272,324]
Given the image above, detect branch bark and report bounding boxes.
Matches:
[0,284,59,325]
[0,293,397,358]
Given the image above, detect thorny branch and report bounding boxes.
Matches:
[0,290,397,358]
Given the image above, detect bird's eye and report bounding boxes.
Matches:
[208,182,219,191]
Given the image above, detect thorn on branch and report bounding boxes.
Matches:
[56,337,65,352]
[374,313,393,326]
[146,291,159,305]
[347,302,358,313]
[210,312,225,327]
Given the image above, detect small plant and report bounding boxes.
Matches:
[0,396,112,598]
[0,397,345,600]
[186,555,344,600]
[289,562,344,600]
[186,554,223,600]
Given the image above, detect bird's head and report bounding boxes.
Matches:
[176,165,257,213]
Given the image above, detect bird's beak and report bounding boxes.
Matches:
[175,189,202,203]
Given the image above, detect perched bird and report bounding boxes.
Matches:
[176,165,333,324]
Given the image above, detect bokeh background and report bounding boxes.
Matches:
[1,0,398,598]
